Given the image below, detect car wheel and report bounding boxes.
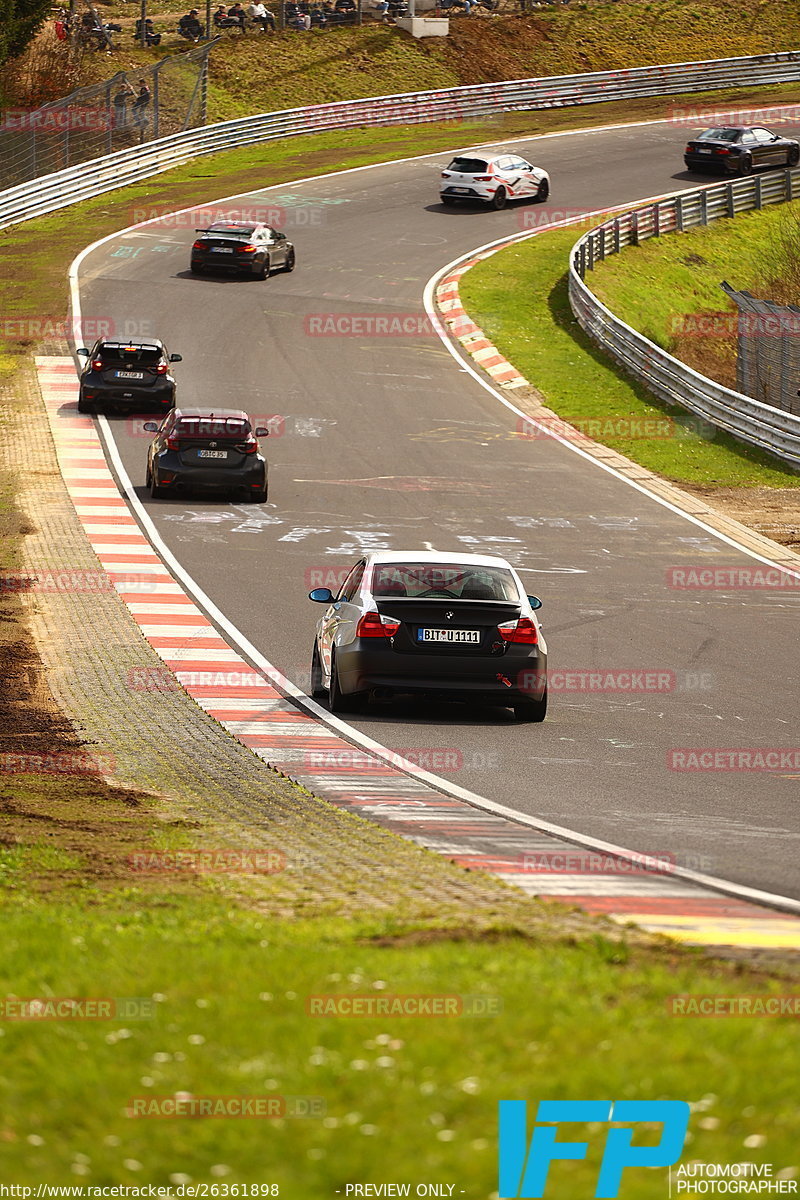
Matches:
[513,686,547,723]
[257,256,271,280]
[329,651,362,714]
[441,195,457,206]
[77,393,93,414]
[788,145,800,167]
[252,482,268,503]
[310,642,326,700]
[148,466,168,500]
[190,263,203,274]
[284,249,295,273]
[737,154,753,177]
[536,178,550,202]
[491,187,507,210]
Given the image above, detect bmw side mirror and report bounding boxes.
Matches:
[255,426,270,437]
[143,421,159,432]
[527,595,543,610]
[309,587,334,603]
[77,347,89,356]
[169,353,182,362]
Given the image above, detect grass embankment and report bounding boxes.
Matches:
[588,201,799,392]
[458,223,800,489]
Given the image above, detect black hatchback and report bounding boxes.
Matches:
[684,125,800,176]
[76,339,182,414]
[190,221,296,279]
[144,407,270,502]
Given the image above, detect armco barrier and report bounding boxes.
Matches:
[569,170,800,469]
[3,51,800,228]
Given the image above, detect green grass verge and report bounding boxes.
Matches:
[2,883,798,1188]
[458,226,799,487]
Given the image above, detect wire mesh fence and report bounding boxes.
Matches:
[0,40,216,190]
[721,283,800,417]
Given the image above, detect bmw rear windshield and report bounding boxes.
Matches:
[205,224,257,236]
[95,345,162,365]
[371,563,521,601]
[696,129,741,141]
[446,157,489,173]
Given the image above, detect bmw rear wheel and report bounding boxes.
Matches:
[737,154,753,177]
[513,686,548,723]
[329,651,363,714]
[257,256,270,280]
[310,643,326,700]
[789,145,800,166]
[491,187,507,210]
[147,464,167,500]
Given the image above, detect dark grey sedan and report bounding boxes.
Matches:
[684,126,800,176]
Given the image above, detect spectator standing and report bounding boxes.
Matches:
[132,79,151,135]
[112,80,134,128]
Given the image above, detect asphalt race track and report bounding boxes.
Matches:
[75,114,800,902]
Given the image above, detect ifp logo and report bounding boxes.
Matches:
[499,1100,690,1198]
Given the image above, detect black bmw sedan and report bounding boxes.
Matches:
[308,552,548,722]
[684,126,800,176]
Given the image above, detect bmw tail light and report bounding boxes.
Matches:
[192,239,205,250]
[497,616,538,645]
[714,148,731,155]
[235,244,257,254]
[356,611,400,638]
[684,145,693,153]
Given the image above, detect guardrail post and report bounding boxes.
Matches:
[653,204,660,237]
[631,212,639,246]
[788,168,795,202]
[614,217,621,253]
[598,227,605,261]
[700,190,708,225]
[674,196,683,232]
[726,181,734,217]
[587,235,595,272]
[755,175,763,210]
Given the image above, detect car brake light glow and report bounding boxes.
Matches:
[714,148,731,155]
[473,175,493,181]
[356,611,400,638]
[235,244,257,253]
[497,616,538,645]
[91,358,104,370]
[192,240,205,250]
[154,363,168,375]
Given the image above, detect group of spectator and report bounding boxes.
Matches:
[111,80,152,132]
[178,0,370,33]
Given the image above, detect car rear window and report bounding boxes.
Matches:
[446,157,488,173]
[372,563,520,601]
[175,417,251,439]
[97,346,162,365]
[696,129,740,142]
[206,223,256,236]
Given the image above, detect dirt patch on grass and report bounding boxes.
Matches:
[681,484,800,550]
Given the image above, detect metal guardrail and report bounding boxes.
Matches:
[569,170,800,469]
[3,51,800,229]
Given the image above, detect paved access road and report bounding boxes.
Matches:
[76,115,800,901]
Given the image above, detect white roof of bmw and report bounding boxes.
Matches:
[367,551,515,569]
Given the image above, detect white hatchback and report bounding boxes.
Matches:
[440,151,550,209]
